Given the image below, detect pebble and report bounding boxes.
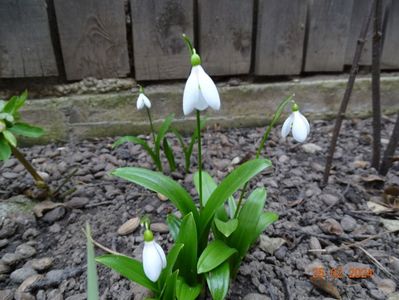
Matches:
[42,207,66,223]
[65,197,89,209]
[309,237,322,257]
[31,257,53,272]
[274,246,287,261]
[2,172,20,179]
[22,229,39,240]
[301,143,322,154]
[376,278,396,295]
[319,218,344,236]
[0,261,11,274]
[16,244,37,259]
[117,217,140,236]
[2,253,23,266]
[340,215,357,232]
[48,223,61,233]
[157,193,168,201]
[0,289,14,300]
[150,223,169,233]
[320,194,339,206]
[370,289,386,300]
[0,239,9,249]
[243,293,271,300]
[46,289,63,300]
[143,204,154,213]
[65,294,86,300]
[10,267,37,283]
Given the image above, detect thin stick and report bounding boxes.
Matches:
[323,1,375,185]
[371,0,383,169]
[196,110,203,209]
[379,113,399,175]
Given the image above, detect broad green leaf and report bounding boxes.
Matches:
[160,270,178,300]
[205,261,230,300]
[254,212,279,243]
[155,114,174,158]
[162,138,176,172]
[9,123,44,138]
[175,213,198,285]
[85,223,99,300]
[158,243,184,288]
[176,278,201,300]
[0,112,14,123]
[0,100,5,111]
[199,159,272,238]
[166,214,181,241]
[227,197,237,219]
[193,171,217,206]
[197,240,236,274]
[3,96,18,114]
[112,168,198,220]
[3,130,16,147]
[96,254,158,292]
[214,218,238,238]
[0,138,11,161]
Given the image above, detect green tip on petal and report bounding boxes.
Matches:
[191,51,201,66]
[144,229,154,242]
[138,85,144,94]
[291,102,299,112]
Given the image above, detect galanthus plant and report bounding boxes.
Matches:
[87,35,310,300]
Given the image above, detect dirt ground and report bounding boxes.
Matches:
[0,116,398,300]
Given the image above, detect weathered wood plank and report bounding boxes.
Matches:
[254,0,307,75]
[130,0,194,81]
[382,0,399,69]
[198,0,253,76]
[305,0,354,72]
[54,0,129,80]
[0,0,58,78]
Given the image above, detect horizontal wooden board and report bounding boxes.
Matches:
[54,0,130,80]
[255,0,307,75]
[0,0,58,78]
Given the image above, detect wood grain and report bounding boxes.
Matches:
[54,0,130,80]
[255,0,307,75]
[130,0,194,80]
[198,0,253,76]
[382,0,399,69]
[0,0,58,78]
[305,0,354,72]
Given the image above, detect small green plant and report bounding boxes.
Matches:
[113,85,177,173]
[87,35,310,300]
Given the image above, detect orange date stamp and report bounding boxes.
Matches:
[311,266,374,280]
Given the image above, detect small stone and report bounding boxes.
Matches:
[65,197,89,209]
[370,289,386,300]
[36,290,46,300]
[10,267,37,284]
[319,218,344,236]
[274,246,287,261]
[352,160,369,169]
[231,157,241,165]
[389,256,399,273]
[45,269,65,286]
[388,292,399,300]
[0,261,11,274]
[31,257,53,272]
[259,235,286,255]
[301,143,322,154]
[42,207,66,223]
[377,278,396,295]
[65,294,86,300]
[17,274,43,294]
[320,194,339,206]
[2,253,23,266]
[16,244,36,259]
[150,223,169,233]
[2,172,19,179]
[157,193,168,201]
[279,155,289,164]
[340,215,357,232]
[309,237,322,257]
[0,289,14,300]
[242,293,271,300]
[117,217,140,236]
[0,239,9,249]
[22,229,39,240]
[144,205,154,213]
[47,289,63,300]
[49,223,61,233]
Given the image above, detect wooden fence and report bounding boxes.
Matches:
[0,0,398,82]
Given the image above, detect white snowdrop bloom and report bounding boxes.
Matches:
[281,106,310,143]
[142,230,166,282]
[183,52,220,115]
[136,93,151,110]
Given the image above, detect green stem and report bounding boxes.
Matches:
[196,110,203,209]
[182,34,194,55]
[233,94,295,219]
[146,107,156,145]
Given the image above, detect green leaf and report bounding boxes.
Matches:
[0,112,14,123]
[0,137,11,161]
[0,100,5,111]
[176,278,201,300]
[155,114,174,158]
[205,261,230,300]
[175,213,198,285]
[254,212,279,242]
[160,270,178,300]
[197,240,236,274]
[3,131,16,147]
[162,138,176,172]
[96,254,158,292]
[199,159,272,238]
[85,223,99,300]
[158,243,184,288]
[112,167,199,220]
[193,171,217,206]
[9,123,44,138]
[4,91,27,115]
[214,218,238,238]
[227,197,237,219]
[166,214,181,241]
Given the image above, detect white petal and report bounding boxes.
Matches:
[141,94,151,109]
[137,94,145,110]
[281,113,294,138]
[183,68,201,115]
[154,242,167,268]
[292,111,308,142]
[298,112,310,134]
[197,66,220,111]
[143,241,164,282]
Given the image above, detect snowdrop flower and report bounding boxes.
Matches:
[183,51,220,115]
[281,103,310,143]
[142,229,166,282]
[136,86,151,110]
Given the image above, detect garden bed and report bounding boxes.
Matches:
[0,116,398,300]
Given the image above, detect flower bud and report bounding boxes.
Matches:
[191,51,201,66]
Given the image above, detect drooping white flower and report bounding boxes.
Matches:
[142,230,166,282]
[183,52,220,115]
[281,105,310,143]
[136,93,151,110]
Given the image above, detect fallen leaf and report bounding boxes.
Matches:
[319,218,344,236]
[287,198,304,207]
[367,201,393,214]
[361,174,385,183]
[33,201,64,218]
[310,278,341,300]
[380,218,399,231]
[117,217,140,235]
[259,235,286,255]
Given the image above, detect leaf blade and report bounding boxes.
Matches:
[9,123,44,138]
[85,223,99,300]
[197,240,236,274]
[205,261,230,300]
